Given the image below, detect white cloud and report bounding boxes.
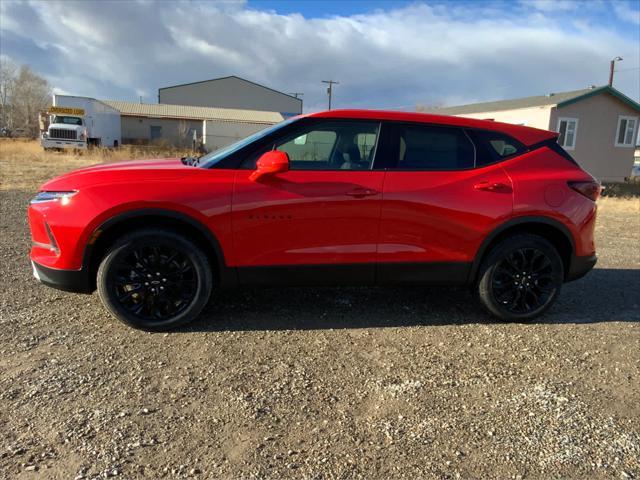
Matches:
[0,0,638,110]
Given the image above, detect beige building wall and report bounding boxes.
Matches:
[454,105,553,130]
[203,120,271,151]
[549,94,639,182]
[159,78,302,115]
[121,116,203,146]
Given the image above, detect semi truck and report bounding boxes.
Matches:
[41,95,121,150]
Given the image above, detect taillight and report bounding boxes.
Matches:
[568,181,601,201]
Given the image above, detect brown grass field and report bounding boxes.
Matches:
[0,138,198,191]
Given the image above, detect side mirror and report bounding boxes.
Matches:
[250,150,289,182]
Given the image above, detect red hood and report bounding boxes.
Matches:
[68,157,185,173]
[40,157,194,190]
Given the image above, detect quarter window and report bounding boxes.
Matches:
[557,117,578,150]
[391,125,475,170]
[615,116,638,147]
[467,130,526,166]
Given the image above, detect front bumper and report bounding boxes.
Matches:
[31,260,93,293]
[41,138,87,149]
[566,254,597,282]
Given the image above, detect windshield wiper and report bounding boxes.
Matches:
[180,156,200,167]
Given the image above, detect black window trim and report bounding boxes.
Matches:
[209,116,552,172]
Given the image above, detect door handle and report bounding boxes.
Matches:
[345,188,379,198]
[473,181,511,192]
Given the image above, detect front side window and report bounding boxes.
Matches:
[275,121,380,170]
[615,116,638,147]
[557,117,578,150]
[390,124,475,170]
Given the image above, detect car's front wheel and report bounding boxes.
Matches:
[97,229,213,331]
[477,234,564,321]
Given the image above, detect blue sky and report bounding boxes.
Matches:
[1,0,638,111]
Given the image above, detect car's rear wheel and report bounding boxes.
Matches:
[97,229,212,331]
[477,234,563,321]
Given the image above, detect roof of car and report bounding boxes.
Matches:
[307,109,557,146]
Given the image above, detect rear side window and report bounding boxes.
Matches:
[467,130,526,166]
[390,124,475,170]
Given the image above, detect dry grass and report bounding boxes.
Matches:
[0,139,195,191]
[598,196,640,215]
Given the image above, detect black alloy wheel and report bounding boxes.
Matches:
[490,247,556,315]
[478,234,564,321]
[111,245,197,321]
[97,229,212,330]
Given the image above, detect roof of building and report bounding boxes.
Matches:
[102,100,285,124]
[158,75,303,104]
[430,85,640,115]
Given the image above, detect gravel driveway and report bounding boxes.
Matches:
[1,152,639,479]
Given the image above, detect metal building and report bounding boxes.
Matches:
[158,76,302,117]
[102,100,284,150]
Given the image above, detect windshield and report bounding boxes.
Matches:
[199,117,297,168]
[52,116,83,126]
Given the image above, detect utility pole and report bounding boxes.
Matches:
[609,56,623,87]
[288,92,304,99]
[322,80,339,110]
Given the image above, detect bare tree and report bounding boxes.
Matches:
[0,58,17,132]
[10,65,51,137]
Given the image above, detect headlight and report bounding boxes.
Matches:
[31,191,78,204]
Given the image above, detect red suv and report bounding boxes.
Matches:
[29,110,599,330]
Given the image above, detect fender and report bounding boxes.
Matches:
[468,215,575,282]
[82,208,237,287]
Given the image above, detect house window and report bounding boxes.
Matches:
[557,117,578,150]
[615,116,638,147]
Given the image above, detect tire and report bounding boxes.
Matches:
[97,229,213,331]
[477,234,564,321]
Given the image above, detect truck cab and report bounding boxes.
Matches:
[42,115,88,150]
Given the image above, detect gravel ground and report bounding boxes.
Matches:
[1,152,639,479]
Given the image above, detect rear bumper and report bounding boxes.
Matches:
[31,260,93,293]
[566,254,597,282]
